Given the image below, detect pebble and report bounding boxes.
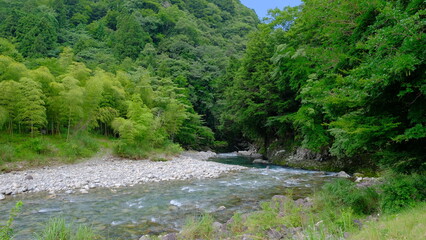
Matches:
[25,175,34,180]
[0,151,246,196]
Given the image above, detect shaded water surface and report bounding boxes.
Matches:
[0,153,336,239]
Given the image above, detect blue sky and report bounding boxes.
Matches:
[240,0,302,20]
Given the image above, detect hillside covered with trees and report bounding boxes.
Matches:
[219,0,425,174]
[0,0,424,175]
[0,0,258,162]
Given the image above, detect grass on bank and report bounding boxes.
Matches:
[0,132,183,172]
[35,218,100,240]
[113,140,182,160]
[0,133,110,172]
[180,214,215,240]
[351,203,426,240]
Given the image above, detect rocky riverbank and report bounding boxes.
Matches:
[0,151,246,199]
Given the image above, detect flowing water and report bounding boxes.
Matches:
[0,153,337,239]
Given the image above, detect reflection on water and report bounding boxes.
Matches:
[0,154,336,239]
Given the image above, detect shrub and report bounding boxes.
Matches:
[36,218,71,240]
[180,214,214,240]
[0,144,15,162]
[114,141,181,159]
[25,137,52,154]
[380,174,426,213]
[113,142,148,159]
[35,218,99,240]
[72,134,99,153]
[318,179,380,215]
[244,200,302,235]
[63,134,99,159]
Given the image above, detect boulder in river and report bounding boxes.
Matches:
[237,151,262,159]
[337,171,350,178]
[0,194,5,200]
[253,159,269,164]
[217,206,226,211]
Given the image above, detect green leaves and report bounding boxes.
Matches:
[0,0,266,153]
[16,77,47,135]
[113,14,152,60]
[394,124,426,142]
[219,0,425,172]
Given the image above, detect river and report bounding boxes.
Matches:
[0,153,337,239]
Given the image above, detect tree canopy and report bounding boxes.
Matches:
[0,0,258,154]
[220,0,425,173]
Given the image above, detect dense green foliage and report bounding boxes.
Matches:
[1,0,422,173]
[220,0,425,173]
[318,179,379,215]
[0,0,259,158]
[380,173,426,213]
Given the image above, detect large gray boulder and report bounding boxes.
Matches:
[253,159,269,164]
[337,171,351,178]
[356,177,380,188]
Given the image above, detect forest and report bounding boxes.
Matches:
[1,0,424,174]
[0,0,426,172]
[219,0,425,174]
[0,0,258,161]
[0,0,425,239]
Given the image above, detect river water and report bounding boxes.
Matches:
[0,153,337,239]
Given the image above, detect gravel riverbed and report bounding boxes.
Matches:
[0,151,247,198]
